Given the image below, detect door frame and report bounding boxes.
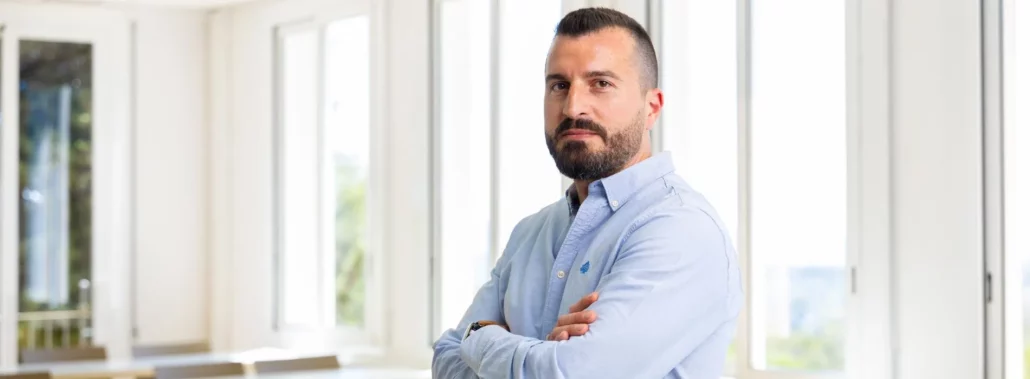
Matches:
[0,3,132,368]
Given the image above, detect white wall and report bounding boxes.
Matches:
[128,6,210,346]
[382,0,432,363]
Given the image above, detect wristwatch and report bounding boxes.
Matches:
[463,320,500,341]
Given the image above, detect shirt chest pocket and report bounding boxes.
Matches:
[558,247,614,313]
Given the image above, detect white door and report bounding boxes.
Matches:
[0,4,131,368]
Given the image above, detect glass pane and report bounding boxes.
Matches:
[750,0,847,371]
[17,40,94,349]
[437,0,493,335]
[280,30,320,327]
[496,0,563,254]
[660,0,738,374]
[1005,1,1030,378]
[325,16,370,327]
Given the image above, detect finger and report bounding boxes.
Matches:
[557,310,597,326]
[550,324,590,339]
[547,326,581,341]
[547,326,579,341]
[569,292,599,313]
[548,330,566,342]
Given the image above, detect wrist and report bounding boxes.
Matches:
[462,320,507,340]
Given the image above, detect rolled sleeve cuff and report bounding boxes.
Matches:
[459,324,509,374]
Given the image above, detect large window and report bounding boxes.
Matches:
[17,40,94,350]
[663,0,848,375]
[280,27,320,328]
[434,0,494,336]
[749,0,847,372]
[495,0,563,255]
[659,0,738,373]
[276,11,378,344]
[432,0,563,337]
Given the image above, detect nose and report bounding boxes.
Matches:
[562,82,589,119]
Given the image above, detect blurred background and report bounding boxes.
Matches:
[0,0,1023,378]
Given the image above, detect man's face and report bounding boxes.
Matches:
[544,27,661,181]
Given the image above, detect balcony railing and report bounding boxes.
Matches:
[17,308,92,349]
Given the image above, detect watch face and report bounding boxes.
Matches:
[463,321,495,341]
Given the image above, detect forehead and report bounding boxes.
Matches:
[546,28,639,77]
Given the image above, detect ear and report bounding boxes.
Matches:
[644,88,664,130]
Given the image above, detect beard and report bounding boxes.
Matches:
[545,113,645,181]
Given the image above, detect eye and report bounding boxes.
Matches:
[550,82,570,92]
[595,80,612,88]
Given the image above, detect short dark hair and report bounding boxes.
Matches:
[554,7,659,90]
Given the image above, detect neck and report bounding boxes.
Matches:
[573,149,652,202]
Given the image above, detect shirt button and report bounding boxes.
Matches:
[557,271,566,279]
[611,200,619,208]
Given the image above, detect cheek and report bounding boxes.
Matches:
[545,124,559,138]
[604,106,643,129]
[544,106,563,134]
[544,100,561,116]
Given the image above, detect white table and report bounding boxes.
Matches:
[206,368,431,379]
[0,348,333,379]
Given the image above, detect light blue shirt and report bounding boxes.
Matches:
[432,152,742,379]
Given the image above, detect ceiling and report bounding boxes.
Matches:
[121,0,259,8]
[4,0,261,9]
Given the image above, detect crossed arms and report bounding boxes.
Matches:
[431,210,740,379]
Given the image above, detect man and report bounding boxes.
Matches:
[432,7,741,379]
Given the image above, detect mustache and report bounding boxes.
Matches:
[556,118,608,140]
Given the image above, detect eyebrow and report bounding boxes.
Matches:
[545,73,569,83]
[545,70,622,82]
[585,70,621,81]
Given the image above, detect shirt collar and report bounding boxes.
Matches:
[564,152,676,214]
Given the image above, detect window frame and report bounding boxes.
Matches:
[985,0,1012,377]
[428,0,500,340]
[271,1,385,350]
[662,0,892,377]
[0,7,132,368]
[429,0,569,340]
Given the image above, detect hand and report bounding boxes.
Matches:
[546,292,598,341]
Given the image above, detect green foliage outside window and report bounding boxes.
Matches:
[335,164,366,326]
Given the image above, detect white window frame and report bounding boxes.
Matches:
[0,4,132,367]
[428,0,499,339]
[730,0,893,378]
[429,0,571,339]
[985,0,1010,377]
[271,1,386,351]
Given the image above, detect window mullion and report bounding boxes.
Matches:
[736,0,753,373]
[315,25,331,330]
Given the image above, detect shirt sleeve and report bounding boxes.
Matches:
[459,207,742,379]
[431,251,509,378]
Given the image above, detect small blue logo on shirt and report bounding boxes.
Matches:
[580,261,590,274]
